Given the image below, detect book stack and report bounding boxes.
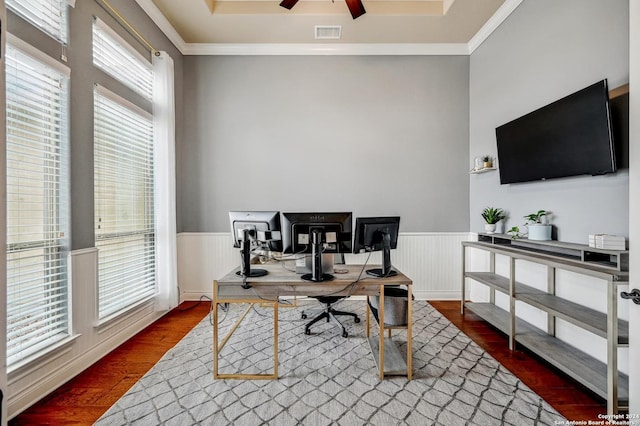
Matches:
[588,234,626,250]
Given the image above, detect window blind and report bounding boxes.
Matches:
[92,18,153,100]
[7,0,68,43]
[94,87,155,320]
[5,40,70,366]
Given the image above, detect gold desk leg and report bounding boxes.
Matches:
[218,304,253,352]
[407,285,413,380]
[213,280,219,379]
[379,284,385,380]
[213,300,279,380]
[274,300,279,378]
[366,297,371,337]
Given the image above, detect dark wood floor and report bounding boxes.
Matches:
[9,301,212,425]
[9,300,606,424]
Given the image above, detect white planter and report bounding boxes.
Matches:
[484,223,497,234]
[527,224,552,241]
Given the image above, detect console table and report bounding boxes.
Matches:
[461,234,629,414]
[213,263,413,380]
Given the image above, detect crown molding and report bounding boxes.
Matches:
[182,42,470,56]
[467,0,524,54]
[134,0,188,53]
[137,0,523,56]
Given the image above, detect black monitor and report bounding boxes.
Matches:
[281,212,352,282]
[229,211,281,282]
[353,216,400,277]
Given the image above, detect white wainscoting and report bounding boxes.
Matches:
[177,232,472,301]
[8,248,166,419]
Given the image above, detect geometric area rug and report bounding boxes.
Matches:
[95,300,567,425]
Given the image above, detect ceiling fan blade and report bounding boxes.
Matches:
[279,0,299,10]
[345,0,366,19]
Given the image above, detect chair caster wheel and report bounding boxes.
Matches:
[354,317,361,323]
[305,329,311,335]
[342,331,348,338]
[301,314,307,319]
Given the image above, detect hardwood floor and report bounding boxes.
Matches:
[9,300,606,424]
[9,301,212,426]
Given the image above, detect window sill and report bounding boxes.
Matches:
[8,334,81,379]
[95,296,155,335]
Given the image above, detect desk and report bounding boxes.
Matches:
[213,263,413,381]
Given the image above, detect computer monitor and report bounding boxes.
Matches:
[281,212,352,282]
[353,216,400,277]
[229,211,282,281]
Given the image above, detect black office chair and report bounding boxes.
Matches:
[302,296,360,337]
[301,254,360,338]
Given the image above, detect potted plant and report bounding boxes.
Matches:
[481,207,506,234]
[524,209,552,241]
[482,155,493,168]
[507,226,523,239]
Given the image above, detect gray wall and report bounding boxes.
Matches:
[181,55,470,232]
[469,0,629,243]
[8,0,184,250]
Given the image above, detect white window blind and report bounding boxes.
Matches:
[7,0,68,43]
[92,18,153,100]
[94,87,155,321]
[5,39,70,367]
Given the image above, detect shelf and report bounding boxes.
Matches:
[465,302,629,404]
[469,167,496,174]
[474,234,629,272]
[517,292,629,344]
[462,236,629,414]
[465,272,629,344]
[367,337,407,376]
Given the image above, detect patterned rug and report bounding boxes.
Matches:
[95,301,566,425]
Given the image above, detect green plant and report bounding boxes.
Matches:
[482,155,492,163]
[481,207,506,224]
[507,226,522,239]
[524,210,549,224]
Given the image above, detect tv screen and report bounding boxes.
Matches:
[495,80,616,184]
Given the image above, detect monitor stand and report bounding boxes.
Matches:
[366,232,397,278]
[302,229,334,282]
[236,230,268,281]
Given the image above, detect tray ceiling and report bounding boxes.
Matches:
[144,0,508,46]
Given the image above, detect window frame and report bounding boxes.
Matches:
[6,0,69,43]
[92,17,153,100]
[5,33,72,370]
[93,85,156,324]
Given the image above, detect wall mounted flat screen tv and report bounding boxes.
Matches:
[495,79,616,184]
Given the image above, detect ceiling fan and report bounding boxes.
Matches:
[279,0,366,19]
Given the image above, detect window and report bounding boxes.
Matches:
[92,19,155,322]
[92,18,153,100]
[94,87,155,321]
[7,0,68,43]
[5,37,70,367]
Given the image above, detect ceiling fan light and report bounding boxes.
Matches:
[345,0,366,19]
[279,0,366,18]
[279,0,299,10]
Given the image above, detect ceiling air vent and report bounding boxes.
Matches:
[315,25,342,40]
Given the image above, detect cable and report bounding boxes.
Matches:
[178,295,211,312]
